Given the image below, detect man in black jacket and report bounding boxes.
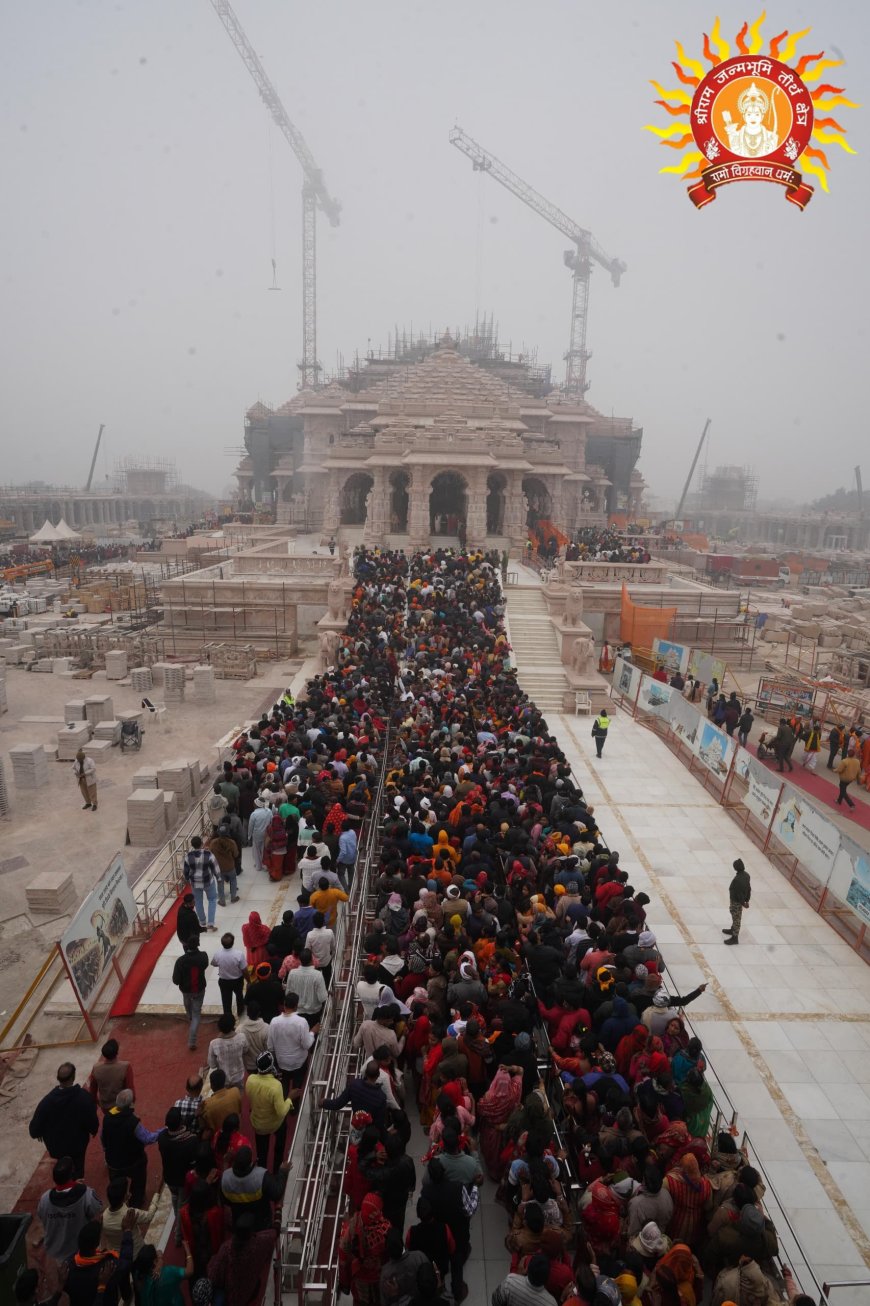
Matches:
[29,1063,99,1178]
[101,1089,164,1207]
[724,857,752,945]
[62,1218,135,1306]
[175,893,201,948]
[158,1106,199,1246]
[172,937,209,1050]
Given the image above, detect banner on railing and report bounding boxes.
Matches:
[613,656,642,703]
[669,692,702,751]
[742,754,782,826]
[769,786,841,883]
[687,648,726,690]
[651,638,689,675]
[696,719,736,780]
[829,833,870,926]
[59,853,135,1010]
[638,676,673,719]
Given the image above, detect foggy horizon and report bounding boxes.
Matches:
[2,0,867,508]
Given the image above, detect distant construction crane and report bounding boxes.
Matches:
[85,424,105,492]
[449,126,625,398]
[208,0,341,389]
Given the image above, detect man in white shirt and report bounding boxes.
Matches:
[211,932,247,1018]
[73,749,98,811]
[266,992,316,1096]
[207,1013,247,1090]
[305,916,336,987]
[283,949,328,1025]
[300,846,337,892]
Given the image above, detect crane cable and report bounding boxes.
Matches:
[475,167,484,321]
[267,116,279,289]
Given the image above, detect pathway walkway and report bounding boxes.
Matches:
[551,703,870,1299]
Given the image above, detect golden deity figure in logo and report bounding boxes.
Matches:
[721,82,780,157]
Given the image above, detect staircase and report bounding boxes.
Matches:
[506,584,572,714]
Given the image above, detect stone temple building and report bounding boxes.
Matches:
[235,333,643,551]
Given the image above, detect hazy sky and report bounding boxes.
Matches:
[1,1,867,505]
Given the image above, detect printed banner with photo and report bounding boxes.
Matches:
[59,854,135,1009]
[827,832,870,927]
[687,648,726,690]
[612,656,642,704]
[742,757,783,826]
[695,719,736,780]
[637,674,674,719]
[668,693,703,754]
[769,787,842,884]
[651,638,690,675]
[734,746,752,782]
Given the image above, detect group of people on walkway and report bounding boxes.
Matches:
[22,551,412,1305]
[327,548,808,1306]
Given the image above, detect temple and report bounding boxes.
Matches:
[235,331,644,549]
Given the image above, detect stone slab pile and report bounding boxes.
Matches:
[9,742,49,788]
[163,666,185,703]
[193,665,216,704]
[105,650,128,680]
[131,667,153,693]
[127,789,166,845]
[26,871,77,915]
[85,695,114,726]
[57,722,92,761]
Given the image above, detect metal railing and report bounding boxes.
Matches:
[275,729,392,1304]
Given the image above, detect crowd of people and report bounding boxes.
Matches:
[22,559,399,1306]
[566,532,651,564]
[327,548,806,1306]
[20,544,812,1306]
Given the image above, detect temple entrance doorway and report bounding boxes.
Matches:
[339,473,374,526]
[486,473,507,535]
[390,470,410,533]
[429,471,467,541]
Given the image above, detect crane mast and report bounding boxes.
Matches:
[209,0,341,389]
[449,126,624,397]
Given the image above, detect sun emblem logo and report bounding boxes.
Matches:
[644,15,858,209]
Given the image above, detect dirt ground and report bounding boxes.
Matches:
[0,655,305,1209]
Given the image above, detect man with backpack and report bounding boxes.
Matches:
[172,937,209,1051]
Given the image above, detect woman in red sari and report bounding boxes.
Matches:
[616,1024,648,1081]
[338,1192,392,1306]
[476,1064,523,1180]
[241,911,271,969]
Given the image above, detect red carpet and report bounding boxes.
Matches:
[110,894,182,1017]
[751,746,870,833]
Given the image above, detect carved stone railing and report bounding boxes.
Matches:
[559,560,669,584]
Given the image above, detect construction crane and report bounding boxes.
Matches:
[673,418,712,525]
[449,126,625,398]
[208,0,341,389]
[85,424,105,492]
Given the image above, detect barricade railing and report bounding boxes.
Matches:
[274,727,393,1305]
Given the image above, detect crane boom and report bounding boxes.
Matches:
[85,424,105,492]
[209,0,340,224]
[449,126,625,396]
[208,0,340,389]
[674,419,711,524]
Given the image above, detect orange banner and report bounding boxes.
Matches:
[620,581,676,648]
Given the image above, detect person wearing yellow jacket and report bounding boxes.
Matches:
[245,1051,293,1172]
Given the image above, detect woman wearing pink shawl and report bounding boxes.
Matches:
[476,1064,523,1180]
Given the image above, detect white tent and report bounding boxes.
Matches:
[53,518,81,540]
[29,519,61,543]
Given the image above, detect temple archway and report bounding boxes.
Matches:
[429,470,467,538]
[486,472,507,535]
[339,472,374,526]
[389,470,410,533]
[522,476,552,529]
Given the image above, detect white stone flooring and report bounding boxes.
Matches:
[554,705,870,1299]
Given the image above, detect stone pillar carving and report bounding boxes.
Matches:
[363,467,389,545]
[407,466,430,548]
[503,472,527,551]
[465,470,487,548]
[322,472,341,536]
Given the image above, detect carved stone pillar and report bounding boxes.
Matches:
[407,466,430,548]
[465,469,487,549]
[363,467,389,546]
[322,472,341,536]
[503,472,527,552]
